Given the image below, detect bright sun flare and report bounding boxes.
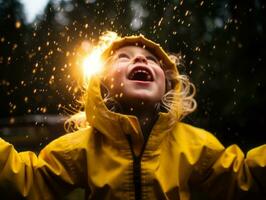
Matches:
[81,31,119,81]
[82,50,103,79]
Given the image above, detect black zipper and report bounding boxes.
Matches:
[126,135,149,200]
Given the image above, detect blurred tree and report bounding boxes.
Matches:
[0,0,265,151]
[0,0,30,117]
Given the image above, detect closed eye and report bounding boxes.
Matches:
[117,53,130,59]
[146,56,159,64]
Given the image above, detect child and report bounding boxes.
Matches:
[0,33,265,200]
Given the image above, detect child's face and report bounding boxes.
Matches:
[102,46,166,110]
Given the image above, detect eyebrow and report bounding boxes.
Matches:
[146,55,159,61]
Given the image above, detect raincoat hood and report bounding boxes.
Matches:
[101,35,179,74]
[85,35,180,154]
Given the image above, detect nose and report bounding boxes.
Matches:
[133,55,148,64]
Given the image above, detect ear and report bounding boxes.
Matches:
[164,69,178,92]
[165,78,172,93]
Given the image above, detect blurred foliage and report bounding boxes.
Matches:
[0,0,266,150]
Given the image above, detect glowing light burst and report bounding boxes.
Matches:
[81,31,119,81]
[82,49,103,79]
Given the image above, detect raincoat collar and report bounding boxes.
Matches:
[85,75,177,155]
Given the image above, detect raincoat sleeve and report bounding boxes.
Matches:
[190,129,266,200]
[0,130,88,199]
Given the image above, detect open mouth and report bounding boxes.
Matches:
[128,66,153,82]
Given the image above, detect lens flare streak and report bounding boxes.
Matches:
[81,31,119,81]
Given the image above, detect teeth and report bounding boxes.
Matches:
[131,70,148,77]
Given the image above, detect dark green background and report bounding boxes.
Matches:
[0,0,266,151]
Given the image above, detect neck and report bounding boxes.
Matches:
[122,103,159,140]
[138,112,158,140]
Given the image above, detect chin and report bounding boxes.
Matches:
[122,92,161,107]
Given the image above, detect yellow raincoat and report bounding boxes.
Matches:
[0,35,266,200]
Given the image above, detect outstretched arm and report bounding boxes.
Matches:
[0,130,88,199]
[192,140,266,200]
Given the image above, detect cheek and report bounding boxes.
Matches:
[157,69,166,93]
[103,68,125,94]
[108,62,126,78]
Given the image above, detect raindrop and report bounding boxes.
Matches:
[15,21,21,29]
